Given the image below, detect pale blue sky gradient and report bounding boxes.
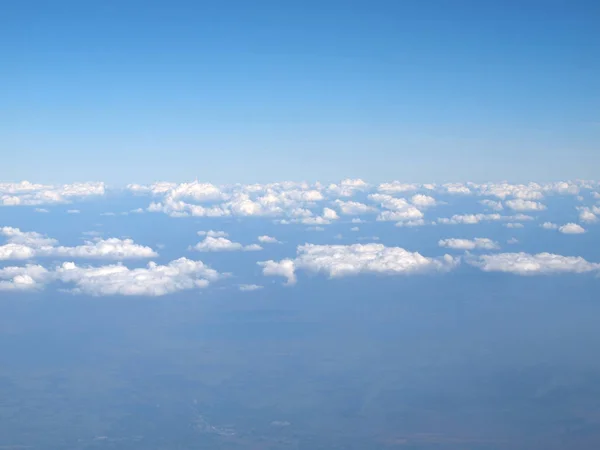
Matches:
[2,0,599,184]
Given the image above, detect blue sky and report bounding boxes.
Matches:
[2,0,599,184]
[2,4,600,445]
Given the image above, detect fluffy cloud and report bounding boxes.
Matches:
[504,223,524,229]
[559,223,586,234]
[327,179,368,197]
[438,238,499,250]
[473,182,544,200]
[259,243,458,285]
[198,230,228,237]
[368,194,424,222]
[471,181,590,200]
[259,259,297,285]
[50,238,158,259]
[410,194,437,207]
[132,179,598,220]
[442,183,472,195]
[437,213,533,225]
[505,199,546,212]
[395,219,427,227]
[0,227,157,260]
[333,200,377,215]
[129,181,225,202]
[145,181,330,219]
[577,207,598,223]
[193,236,262,252]
[543,181,580,195]
[377,182,419,193]
[437,213,501,225]
[56,258,220,296]
[1,257,221,296]
[0,264,50,291]
[322,207,339,220]
[541,222,559,230]
[258,235,281,244]
[0,181,105,206]
[292,207,340,225]
[473,252,600,275]
[479,200,504,211]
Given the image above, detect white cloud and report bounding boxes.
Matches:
[0,181,105,206]
[35,208,49,213]
[541,222,559,230]
[473,252,600,275]
[473,182,543,200]
[505,199,546,211]
[350,227,359,232]
[377,182,419,193]
[507,238,519,244]
[351,218,365,223]
[479,200,504,211]
[437,213,533,225]
[322,207,339,220]
[51,238,158,259]
[471,181,588,200]
[577,207,598,224]
[327,179,368,197]
[0,243,37,260]
[442,183,471,195]
[239,284,263,291]
[198,230,228,237]
[543,181,580,195]
[130,181,226,202]
[67,209,80,214]
[56,258,220,296]
[559,223,586,234]
[259,243,458,285]
[395,219,427,227]
[333,200,377,215]
[504,223,524,229]
[258,235,281,244]
[193,236,262,252]
[438,238,499,250]
[410,194,436,207]
[437,213,501,225]
[144,181,332,219]
[0,264,50,291]
[259,259,297,285]
[0,227,156,260]
[294,207,339,225]
[368,194,424,222]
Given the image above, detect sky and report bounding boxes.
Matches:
[2,3,600,447]
[2,0,599,184]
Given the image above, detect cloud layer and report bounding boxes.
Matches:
[0,227,157,261]
[259,243,458,285]
[473,252,600,275]
[0,258,220,295]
